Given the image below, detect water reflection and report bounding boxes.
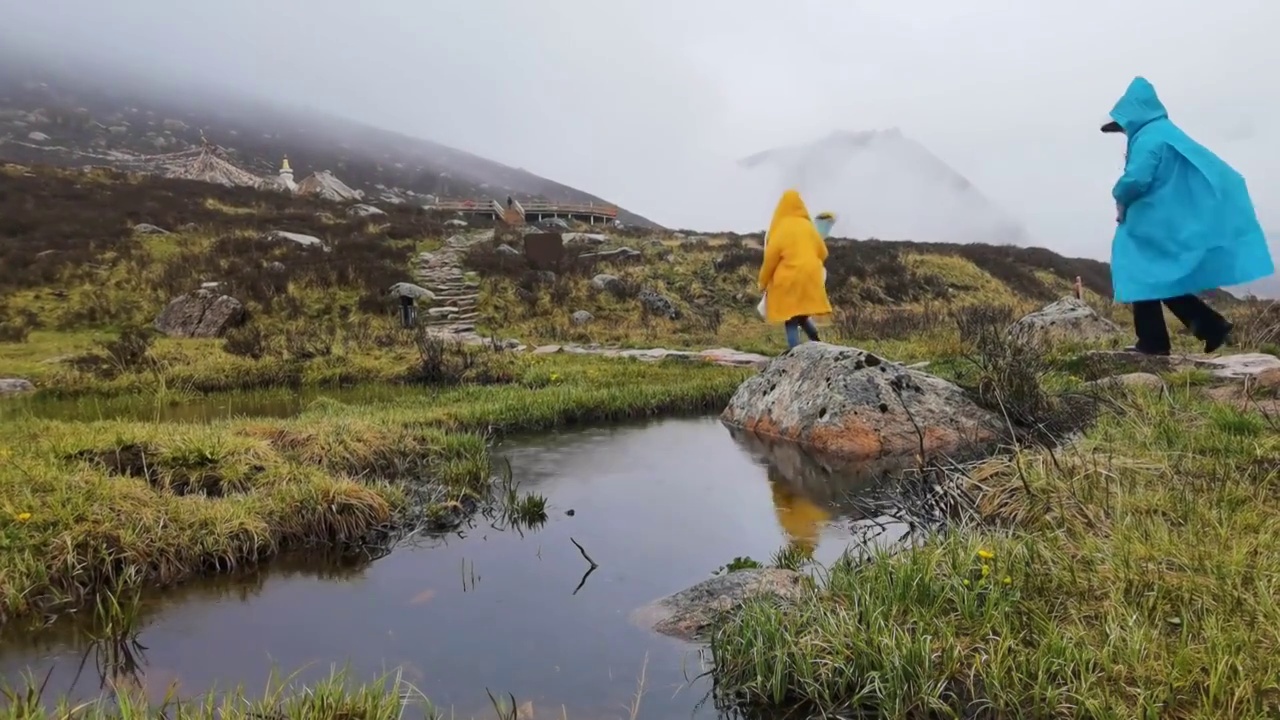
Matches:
[727,424,936,559]
[1,416,933,718]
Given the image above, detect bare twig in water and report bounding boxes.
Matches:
[570,536,599,595]
[570,537,598,568]
[572,564,597,595]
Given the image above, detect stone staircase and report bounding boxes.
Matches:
[414,233,488,335]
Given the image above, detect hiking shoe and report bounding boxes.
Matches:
[1124,345,1171,357]
[1204,322,1233,354]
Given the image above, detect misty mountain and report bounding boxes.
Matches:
[0,46,661,228]
[740,129,1032,245]
[1227,233,1280,299]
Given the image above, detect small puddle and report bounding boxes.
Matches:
[0,417,923,717]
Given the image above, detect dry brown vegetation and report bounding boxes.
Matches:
[0,163,456,331]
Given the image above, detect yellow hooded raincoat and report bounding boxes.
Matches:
[758,190,832,324]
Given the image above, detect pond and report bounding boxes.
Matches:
[0,416,924,719]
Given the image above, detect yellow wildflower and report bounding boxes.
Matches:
[1002,576,1012,585]
[977,548,995,560]
[549,373,561,382]
[962,579,971,587]
[14,512,31,522]
[981,564,991,577]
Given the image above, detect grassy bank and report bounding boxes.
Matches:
[709,386,1280,718]
[0,353,748,623]
[1,668,421,720]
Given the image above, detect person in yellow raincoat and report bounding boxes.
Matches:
[758,189,833,348]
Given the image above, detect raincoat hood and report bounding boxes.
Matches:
[766,189,811,242]
[1108,76,1169,135]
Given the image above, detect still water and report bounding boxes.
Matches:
[0,417,916,718]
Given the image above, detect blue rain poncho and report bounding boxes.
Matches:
[1108,76,1273,302]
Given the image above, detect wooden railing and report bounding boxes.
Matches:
[522,201,618,218]
[429,200,500,213]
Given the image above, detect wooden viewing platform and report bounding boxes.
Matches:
[428,198,619,226]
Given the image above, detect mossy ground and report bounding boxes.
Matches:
[709,384,1280,718]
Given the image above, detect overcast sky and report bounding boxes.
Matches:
[3,0,1278,260]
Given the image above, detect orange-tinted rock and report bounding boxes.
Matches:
[721,342,1004,462]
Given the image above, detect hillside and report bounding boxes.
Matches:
[0,45,662,229]
[740,129,1032,246]
[0,162,1129,353]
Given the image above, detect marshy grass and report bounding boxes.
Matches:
[0,354,747,624]
[0,667,425,720]
[709,387,1280,718]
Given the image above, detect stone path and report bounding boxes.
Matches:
[413,232,490,335]
[531,343,771,369]
[1082,350,1280,380]
[410,230,771,369]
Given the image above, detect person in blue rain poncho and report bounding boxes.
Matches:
[1103,76,1274,355]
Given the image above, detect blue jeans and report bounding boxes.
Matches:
[784,315,820,349]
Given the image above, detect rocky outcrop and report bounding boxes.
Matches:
[580,247,642,263]
[570,310,594,326]
[154,290,245,338]
[1009,297,1122,344]
[721,343,1005,461]
[388,282,434,301]
[631,569,807,641]
[638,289,680,320]
[0,378,35,396]
[295,170,363,202]
[264,230,326,249]
[589,273,627,297]
[347,203,386,218]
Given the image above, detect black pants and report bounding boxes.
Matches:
[1131,294,1229,354]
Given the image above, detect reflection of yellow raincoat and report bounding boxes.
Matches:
[758,190,832,324]
[769,478,831,556]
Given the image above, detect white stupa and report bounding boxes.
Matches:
[277,155,297,191]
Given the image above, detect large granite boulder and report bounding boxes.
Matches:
[632,568,807,641]
[1009,297,1122,345]
[154,290,245,338]
[721,343,1005,461]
